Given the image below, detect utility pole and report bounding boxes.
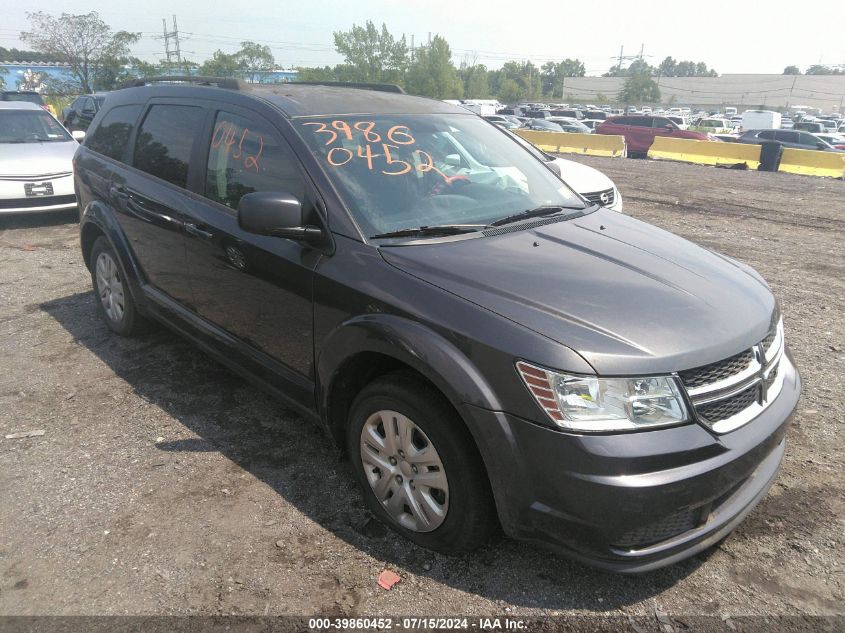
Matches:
[160,15,183,74]
[410,34,414,64]
[786,74,797,109]
[617,45,624,72]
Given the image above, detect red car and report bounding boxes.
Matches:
[597,115,713,154]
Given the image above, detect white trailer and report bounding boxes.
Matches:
[741,110,781,131]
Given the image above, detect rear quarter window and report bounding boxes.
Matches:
[85,104,143,162]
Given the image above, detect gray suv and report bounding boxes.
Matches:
[737,129,843,152]
[73,77,800,573]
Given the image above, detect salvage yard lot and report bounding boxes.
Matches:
[0,159,842,620]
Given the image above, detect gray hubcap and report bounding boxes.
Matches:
[359,410,449,532]
[95,252,125,323]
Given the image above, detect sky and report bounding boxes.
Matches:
[1,0,842,75]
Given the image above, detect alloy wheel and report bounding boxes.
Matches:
[95,252,125,323]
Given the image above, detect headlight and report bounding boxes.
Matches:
[516,361,689,432]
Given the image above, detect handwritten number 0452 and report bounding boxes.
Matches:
[212,121,264,173]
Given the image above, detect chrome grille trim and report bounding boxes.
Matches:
[0,172,73,181]
[581,188,615,206]
[681,318,785,434]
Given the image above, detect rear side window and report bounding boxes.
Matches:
[757,130,776,140]
[777,131,800,143]
[133,105,205,188]
[204,110,305,209]
[85,104,143,162]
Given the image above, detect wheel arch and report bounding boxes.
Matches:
[79,200,147,309]
[317,314,503,449]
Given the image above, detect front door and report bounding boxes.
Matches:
[182,105,321,387]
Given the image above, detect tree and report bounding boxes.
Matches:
[497,78,522,103]
[236,41,274,83]
[541,58,585,97]
[333,21,408,85]
[783,65,801,75]
[0,46,55,63]
[806,64,843,75]
[459,62,490,98]
[21,12,139,93]
[405,35,462,98]
[658,56,677,77]
[199,50,244,78]
[496,60,541,100]
[619,74,660,103]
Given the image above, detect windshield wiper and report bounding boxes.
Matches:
[490,204,586,227]
[369,224,488,240]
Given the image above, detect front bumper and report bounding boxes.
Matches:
[0,174,76,214]
[462,349,800,573]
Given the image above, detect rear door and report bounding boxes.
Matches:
[180,104,321,384]
[774,131,801,148]
[625,117,655,153]
[110,100,207,306]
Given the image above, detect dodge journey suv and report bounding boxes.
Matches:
[74,78,800,573]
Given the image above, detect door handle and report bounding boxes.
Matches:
[184,222,214,240]
[109,185,129,200]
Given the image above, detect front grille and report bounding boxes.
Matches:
[678,349,754,390]
[581,187,615,207]
[614,507,700,548]
[764,363,779,390]
[696,383,760,423]
[680,317,785,434]
[0,194,76,210]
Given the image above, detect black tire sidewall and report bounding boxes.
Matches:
[346,374,494,554]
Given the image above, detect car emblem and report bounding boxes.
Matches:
[599,192,610,205]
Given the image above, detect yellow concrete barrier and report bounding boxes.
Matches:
[778,148,845,178]
[648,137,761,169]
[515,130,627,157]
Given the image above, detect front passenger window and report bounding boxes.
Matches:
[204,111,305,209]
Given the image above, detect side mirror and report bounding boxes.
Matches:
[71,130,86,141]
[817,142,827,149]
[665,124,675,131]
[238,192,323,243]
[444,154,461,167]
[545,160,562,177]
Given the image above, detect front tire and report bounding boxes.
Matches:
[89,236,148,336]
[347,372,496,554]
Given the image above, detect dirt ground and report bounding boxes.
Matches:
[0,158,843,625]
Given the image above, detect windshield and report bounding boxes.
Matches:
[0,110,72,143]
[296,114,584,238]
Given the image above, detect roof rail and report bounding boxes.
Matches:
[121,76,248,91]
[293,81,405,94]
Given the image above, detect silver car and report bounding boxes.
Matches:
[0,101,80,214]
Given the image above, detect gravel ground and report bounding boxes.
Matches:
[0,159,843,625]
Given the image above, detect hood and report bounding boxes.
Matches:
[380,209,775,375]
[0,140,77,177]
[552,157,614,194]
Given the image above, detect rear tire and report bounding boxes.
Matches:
[347,372,497,554]
[89,236,148,336]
